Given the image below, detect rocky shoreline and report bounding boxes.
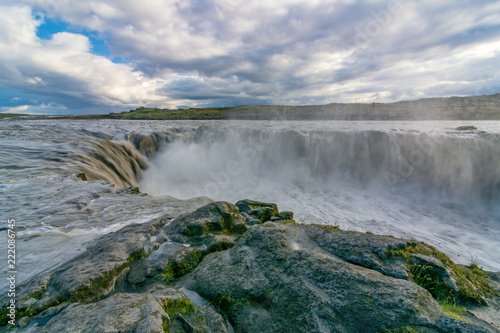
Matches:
[1,199,499,332]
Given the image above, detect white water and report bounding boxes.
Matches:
[1,119,500,292]
[140,120,500,270]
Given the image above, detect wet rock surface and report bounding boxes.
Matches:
[2,200,499,332]
[456,126,478,131]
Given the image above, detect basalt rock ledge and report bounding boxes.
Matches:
[1,200,499,333]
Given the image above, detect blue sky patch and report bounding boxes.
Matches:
[36,15,111,58]
[112,56,132,64]
[36,16,70,40]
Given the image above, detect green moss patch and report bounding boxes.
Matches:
[217,294,233,308]
[439,301,467,322]
[210,205,245,235]
[319,225,340,232]
[388,243,495,306]
[160,261,176,283]
[127,249,146,263]
[467,263,488,278]
[408,263,453,302]
[160,240,237,284]
[206,240,233,253]
[163,298,209,333]
[128,187,141,194]
[72,262,129,301]
[161,250,204,283]
[0,306,11,326]
[77,173,88,181]
[164,298,195,317]
[278,219,299,225]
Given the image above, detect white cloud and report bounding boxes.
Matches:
[0,0,499,113]
[1,105,29,113]
[0,103,69,114]
[0,4,182,111]
[26,76,47,86]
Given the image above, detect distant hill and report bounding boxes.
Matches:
[0,113,30,119]
[3,94,500,120]
[95,93,500,120]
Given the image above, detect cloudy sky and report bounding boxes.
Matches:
[0,0,499,114]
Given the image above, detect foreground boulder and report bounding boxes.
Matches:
[13,284,229,333]
[2,201,499,332]
[182,222,499,332]
[128,201,248,286]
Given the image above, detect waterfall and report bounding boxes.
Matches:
[137,125,500,204]
[71,139,148,188]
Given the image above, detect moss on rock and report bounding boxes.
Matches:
[72,263,128,301]
[77,173,88,181]
[163,298,212,333]
[439,302,467,322]
[127,249,146,263]
[164,298,195,317]
[128,187,141,194]
[387,243,495,306]
[235,199,279,222]
[319,224,340,232]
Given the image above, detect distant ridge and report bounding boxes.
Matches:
[4,93,500,120]
[98,93,500,120]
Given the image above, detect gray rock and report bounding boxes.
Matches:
[133,201,250,284]
[277,211,294,220]
[3,215,170,321]
[46,217,166,303]
[487,271,500,283]
[184,222,441,332]
[17,298,36,311]
[437,315,492,333]
[240,212,253,222]
[15,284,230,333]
[165,201,248,242]
[235,199,278,222]
[246,218,262,226]
[303,225,410,280]
[4,200,500,333]
[456,126,478,131]
[183,221,498,333]
[241,212,262,226]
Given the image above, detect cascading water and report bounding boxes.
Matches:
[71,139,147,188]
[138,121,500,271]
[139,122,500,204]
[1,119,500,293]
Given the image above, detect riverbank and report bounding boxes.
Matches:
[2,199,499,332]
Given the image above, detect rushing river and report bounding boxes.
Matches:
[1,119,500,291]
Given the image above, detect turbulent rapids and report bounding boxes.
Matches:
[1,119,500,291]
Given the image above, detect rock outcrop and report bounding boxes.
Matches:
[2,200,499,332]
